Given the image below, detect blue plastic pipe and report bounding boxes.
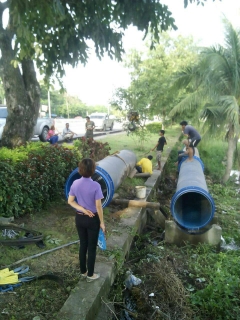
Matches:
[171,158,215,231]
[65,150,137,208]
[178,155,204,172]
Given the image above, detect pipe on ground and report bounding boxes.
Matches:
[171,158,215,231]
[65,150,137,207]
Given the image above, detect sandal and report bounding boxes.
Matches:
[80,272,87,279]
[86,273,100,283]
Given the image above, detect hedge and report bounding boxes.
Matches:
[0,139,110,217]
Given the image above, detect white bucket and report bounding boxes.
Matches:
[135,186,146,199]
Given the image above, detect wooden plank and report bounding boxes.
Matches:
[111,198,160,209]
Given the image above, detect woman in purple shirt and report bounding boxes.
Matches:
[68,158,105,282]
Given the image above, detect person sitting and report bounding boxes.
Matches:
[62,123,76,142]
[175,139,195,166]
[186,146,194,162]
[176,139,189,162]
[136,155,153,174]
[46,125,59,144]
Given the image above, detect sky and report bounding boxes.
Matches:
[63,0,240,106]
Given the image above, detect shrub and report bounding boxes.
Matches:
[0,161,24,216]
[0,143,80,217]
[0,142,46,162]
[0,139,111,218]
[73,137,111,161]
[145,122,162,133]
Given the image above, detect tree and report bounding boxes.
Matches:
[0,0,176,148]
[111,34,197,126]
[170,20,240,183]
[183,0,222,7]
[0,79,4,104]
[40,84,87,118]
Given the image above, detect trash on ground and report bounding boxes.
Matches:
[221,236,240,251]
[124,271,142,290]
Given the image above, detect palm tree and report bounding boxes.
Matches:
[170,20,240,183]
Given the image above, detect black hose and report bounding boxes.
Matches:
[0,224,43,246]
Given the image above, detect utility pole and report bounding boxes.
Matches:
[66,95,69,119]
[48,90,51,118]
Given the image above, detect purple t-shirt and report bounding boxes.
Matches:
[69,177,103,213]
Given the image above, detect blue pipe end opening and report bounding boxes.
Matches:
[170,186,215,230]
[64,166,115,208]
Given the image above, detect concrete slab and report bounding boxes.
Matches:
[95,298,115,320]
[147,209,167,229]
[58,261,116,320]
[145,170,161,188]
[165,221,222,247]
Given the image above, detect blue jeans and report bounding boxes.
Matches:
[47,136,58,144]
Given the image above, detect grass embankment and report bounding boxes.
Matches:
[98,126,180,167]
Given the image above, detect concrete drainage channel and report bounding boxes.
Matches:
[58,136,222,319]
[57,169,163,320]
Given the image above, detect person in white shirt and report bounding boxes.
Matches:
[62,123,76,141]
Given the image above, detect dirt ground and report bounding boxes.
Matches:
[0,179,143,320]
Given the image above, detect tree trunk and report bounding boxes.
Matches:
[222,125,238,183]
[0,14,40,148]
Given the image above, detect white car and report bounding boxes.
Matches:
[89,113,114,131]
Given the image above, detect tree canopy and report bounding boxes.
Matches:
[184,0,221,8]
[0,0,223,147]
[7,0,177,82]
[111,34,198,125]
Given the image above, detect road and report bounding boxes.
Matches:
[32,119,124,142]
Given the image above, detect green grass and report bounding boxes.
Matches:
[198,139,228,180]
[98,126,180,167]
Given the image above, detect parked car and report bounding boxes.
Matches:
[0,105,54,142]
[89,113,114,131]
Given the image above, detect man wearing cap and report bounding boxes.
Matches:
[85,116,95,139]
[180,121,201,148]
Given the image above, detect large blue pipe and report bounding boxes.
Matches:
[171,157,215,231]
[65,150,137,207]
